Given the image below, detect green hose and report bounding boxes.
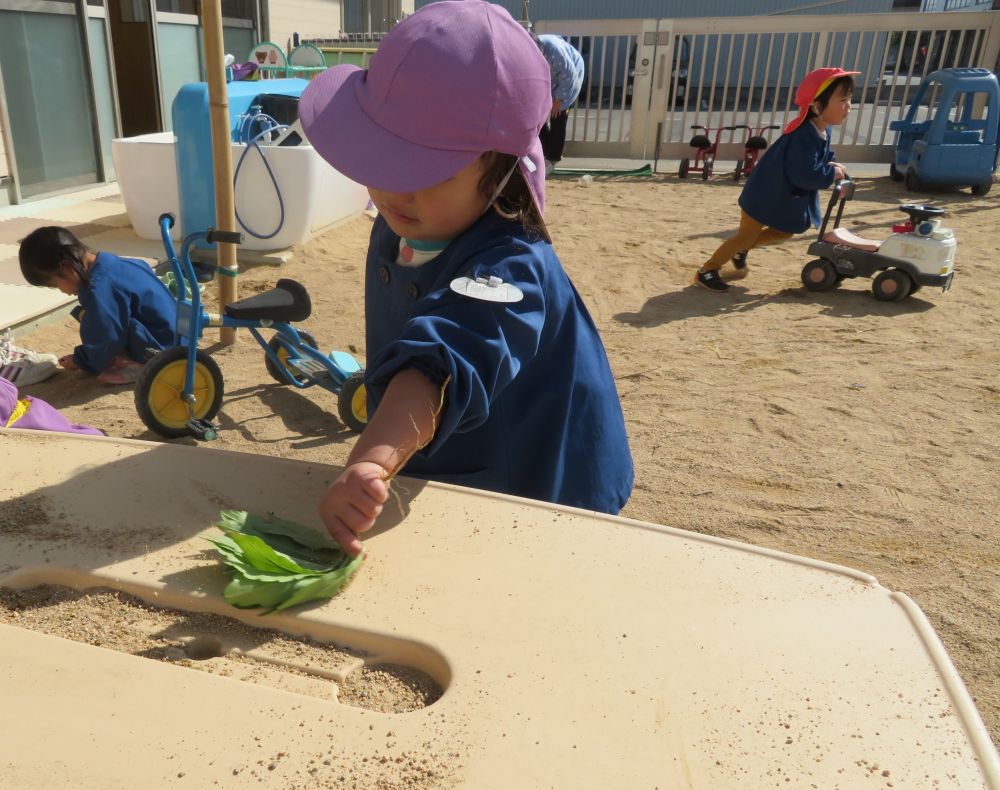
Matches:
[551,164,654,177]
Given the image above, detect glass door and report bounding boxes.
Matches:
[0,4,100,197]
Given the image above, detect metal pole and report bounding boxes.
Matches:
[202,0,239,345]
[74,0,106,183]
[0,59,22,204]
[653,121,663,173]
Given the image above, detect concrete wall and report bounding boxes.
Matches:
[342,0,413,34]
[268,0,344,51]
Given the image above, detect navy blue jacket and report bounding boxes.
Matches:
[73,252,177,373]
[739,121,837,234]
[363,212,634,515]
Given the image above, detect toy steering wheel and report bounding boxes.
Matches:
[899,204,944,224]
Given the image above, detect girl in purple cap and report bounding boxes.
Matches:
[299,0,633,556]
[694,67,857,293]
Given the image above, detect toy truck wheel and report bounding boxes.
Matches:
[971,181,991,196]
[337,370,368,433]
[678,159,690,178]
[872,269,913,302]
[135,347,224,438]
[265,331,319,385]
[801,259,839,292]
[904,169,922,192]
[889,162,903,182]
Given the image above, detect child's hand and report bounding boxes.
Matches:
[833,163,848,182]
[58,354,79,371]
[319,461,389,557]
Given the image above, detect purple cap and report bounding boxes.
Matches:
[299,0,552,224]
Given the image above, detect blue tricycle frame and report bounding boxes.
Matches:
[133,213,367,440]
[889,67,999,196]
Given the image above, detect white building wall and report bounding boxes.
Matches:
[268,0,345,52]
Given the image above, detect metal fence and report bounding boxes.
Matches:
[535,10,1000,163]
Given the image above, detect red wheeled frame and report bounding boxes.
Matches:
[733,125,780,181]
[679,125,748,181]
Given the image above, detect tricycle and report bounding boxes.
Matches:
[679,125,747,181]
[134,214,368,440]
[733,124,780,181]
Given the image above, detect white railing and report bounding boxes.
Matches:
[536,10,1000,163]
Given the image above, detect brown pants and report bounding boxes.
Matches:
[702,211,794,271]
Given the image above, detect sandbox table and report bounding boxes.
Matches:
[1,429,997,788]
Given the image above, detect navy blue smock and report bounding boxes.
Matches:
[363,211,634,514]
[73,252,177,373]
[739,121,838,234]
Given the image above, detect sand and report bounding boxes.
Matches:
[9,171,1000,751]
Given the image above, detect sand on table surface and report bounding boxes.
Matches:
[9,170,1000,748]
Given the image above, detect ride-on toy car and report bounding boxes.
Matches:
[889,67,999,195]
[800,179,955,302]
[135,214,368,440]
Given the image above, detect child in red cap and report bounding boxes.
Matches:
[694,67,858,292]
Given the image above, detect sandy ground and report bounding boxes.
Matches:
[10,171,1000,750]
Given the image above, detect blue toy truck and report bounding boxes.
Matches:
[889,67,999,196]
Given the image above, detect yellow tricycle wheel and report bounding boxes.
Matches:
[337,370,368,433]
[135,347,224,438]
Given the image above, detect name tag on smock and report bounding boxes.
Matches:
[450,276,523,303]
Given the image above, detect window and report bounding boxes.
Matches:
[156,0,198,13]
[221,0,254,20]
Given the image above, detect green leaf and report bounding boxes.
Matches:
[274,554,365,610]
[216,511,344,570]
[226,531,322,576]
[223,575,296,609]
[209,510,364,611]
[218,510,339,552]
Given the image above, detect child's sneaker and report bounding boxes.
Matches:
[729,251,749,279]
[694,268,729,292]
[0,331,59,386]
[97,355,145,385]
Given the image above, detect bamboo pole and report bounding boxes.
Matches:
[202,0,238,345]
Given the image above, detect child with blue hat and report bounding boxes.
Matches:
[300,0,633,556]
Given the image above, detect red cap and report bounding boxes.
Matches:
[782,67,860,135]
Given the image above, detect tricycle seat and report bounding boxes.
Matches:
[823,227,881,252]
[224,278,312,322]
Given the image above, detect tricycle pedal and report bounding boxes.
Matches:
[187,419,219,441]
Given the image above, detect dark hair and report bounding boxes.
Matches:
[18,226,91,287]
[478,151,545,236]
[806,75,855,121]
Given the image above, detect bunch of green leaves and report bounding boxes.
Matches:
[207,510,364,612]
